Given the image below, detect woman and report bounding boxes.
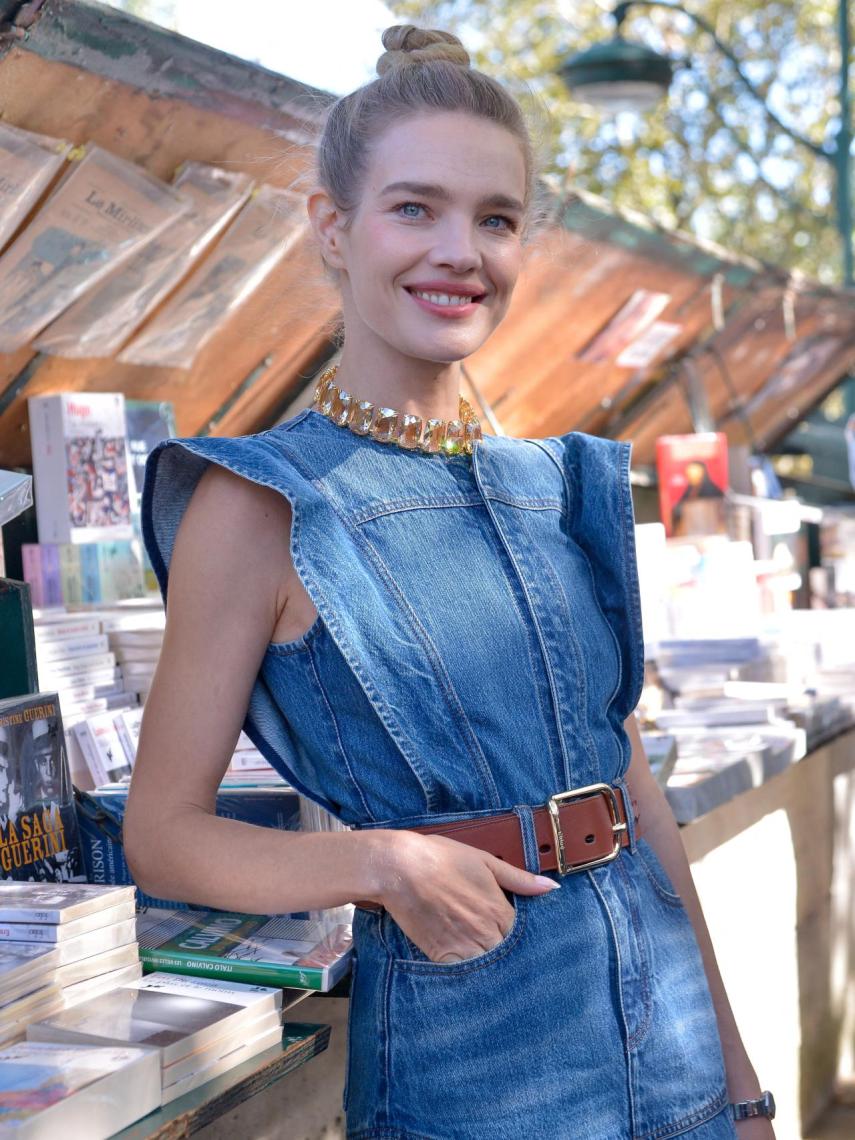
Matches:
[126,25,774,1139]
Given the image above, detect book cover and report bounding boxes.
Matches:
[0,941,58,992]
[0,883,134,924]
[119,185,305,369]
[35,163,253,358]
[0,1041,161,1139]
[113,706,144,766]
[125,400,177,513]
[28,392,133,546]
[15,916,136,968]
[656,433,729,539]
[70,712,131,786]
[0,580,38,701]
[27,985,251,1067]
[135,908,353,992]
[0,122,70,253]
[0,695,85,883]
[53,941,139,990]
[0,896,135,942]
[0,145,188,352]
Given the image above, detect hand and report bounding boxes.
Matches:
[377,830,559,964]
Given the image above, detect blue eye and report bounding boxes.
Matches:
[483,215,515,231]
[397,202,426,218]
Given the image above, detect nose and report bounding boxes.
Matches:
[426,216,483,274]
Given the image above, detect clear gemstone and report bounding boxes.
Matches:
[350,401,375,434]
[463,420,482,454]
[443,420,465,455]
[397,414,424,449]
[421,419,447,453]
[371,408,400,443]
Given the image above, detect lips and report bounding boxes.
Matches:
[404,285,487,300]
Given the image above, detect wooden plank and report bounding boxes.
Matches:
[111,1022,331,1140]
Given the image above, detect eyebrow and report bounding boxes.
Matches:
[378,181,525,212]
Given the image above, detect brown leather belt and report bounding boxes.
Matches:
[354,782,640,912]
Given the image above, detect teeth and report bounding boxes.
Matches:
[411,290,475,307]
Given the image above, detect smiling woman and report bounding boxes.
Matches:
[128,22,772,1140]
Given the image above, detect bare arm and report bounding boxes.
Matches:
[624,714,774,1138]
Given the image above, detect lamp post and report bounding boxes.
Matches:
[559,0,853,287]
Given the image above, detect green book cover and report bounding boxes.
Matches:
[135,908,352,993]
[0,579,38,700]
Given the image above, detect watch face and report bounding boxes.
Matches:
[764,1091,776,1119]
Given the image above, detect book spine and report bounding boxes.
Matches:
[21,544,44,607]
[28,395,69,544]
[79,545,102,605]
[71,720,109,786]
[59,544,83,606]
[40,544,63,606]
[0,922,59,942]
[137,950,326,990]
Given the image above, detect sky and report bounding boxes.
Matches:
[106,0,399,95]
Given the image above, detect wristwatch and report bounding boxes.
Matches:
[731,1091,776,1121]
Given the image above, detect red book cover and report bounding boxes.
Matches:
[656,433,729,538]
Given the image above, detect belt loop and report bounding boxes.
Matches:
[613,776,638,854]
[512,804,541,875]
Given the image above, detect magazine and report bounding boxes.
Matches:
[35,162,253,357]
[0,122,70,253]
[28,392,133,545]
[0,145,188,352]
[0,695,86,883]
[119,184,305,368]
[0,1041,161,1139]
[136,907,353,992]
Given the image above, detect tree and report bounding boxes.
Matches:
[391,0,847,283]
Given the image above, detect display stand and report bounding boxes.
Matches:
[111,1023,331,1140]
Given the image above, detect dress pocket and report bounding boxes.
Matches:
[388,892,528,976]
[635,837,684,906]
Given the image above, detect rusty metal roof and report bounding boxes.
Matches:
[1,0,853,471]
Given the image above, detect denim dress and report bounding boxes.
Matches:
[143,408,737,1140]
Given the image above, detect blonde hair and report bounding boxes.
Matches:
[317,25,540,228]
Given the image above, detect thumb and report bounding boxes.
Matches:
[488,856,560,896]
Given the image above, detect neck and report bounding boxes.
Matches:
[333,348,465,423]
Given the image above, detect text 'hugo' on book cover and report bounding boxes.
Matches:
[0,693,86,883]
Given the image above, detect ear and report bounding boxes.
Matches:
[306,189,347,271]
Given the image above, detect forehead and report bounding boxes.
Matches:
[366,111,527,200]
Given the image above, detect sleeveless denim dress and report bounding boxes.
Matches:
[143,408,737,1140]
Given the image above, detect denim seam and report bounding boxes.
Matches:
[634,1088,729,1140]
[635,840,683,906]
[618,440,646,715]
[587,869,637,1135]
[616,856,653,1051]
[392,896,527,976]
[348,1130,441,1140]
[265,611,325,655]
[306,643,376,822]
[381,952,394,1127]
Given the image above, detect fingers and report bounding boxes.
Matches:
[488,856,560,896]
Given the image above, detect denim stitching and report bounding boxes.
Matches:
[618,440,646,716]
[616,855,653,1051]
[392,894,527,976]
[635,839,684,906]
[634,1089,729,1140]
[265,611,325,655]
[306,642,375,821]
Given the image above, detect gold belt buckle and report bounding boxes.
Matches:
[546,783,628,875]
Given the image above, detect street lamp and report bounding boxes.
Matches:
[558,0,854,286]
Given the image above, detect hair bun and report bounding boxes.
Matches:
[376,25,471,77]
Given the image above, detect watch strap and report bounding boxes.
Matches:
[731,1091,776,1120]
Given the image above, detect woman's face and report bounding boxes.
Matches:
[325,110,528,365]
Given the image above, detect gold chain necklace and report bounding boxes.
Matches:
[311,365,483,456]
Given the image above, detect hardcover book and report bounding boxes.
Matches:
[0,1041,161,1139]
[0,579,38,701]
[0,695,85,883]
[135,907,353,992]
[28,392,133,546]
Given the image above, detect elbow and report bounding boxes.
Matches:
[123,795,171,899]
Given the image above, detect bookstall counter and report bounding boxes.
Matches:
[111,1022,331,1140]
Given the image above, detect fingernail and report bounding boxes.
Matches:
[535,875,560,890]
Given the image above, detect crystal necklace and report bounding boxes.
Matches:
[311,365,483,456]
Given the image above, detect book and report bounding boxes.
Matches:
[14,916,137,968]
[28,393,133,546]
[0,897,136,942]
[0,883,135,924]
[125,400,177,513]
[35,163,253,359]
[134,969,283,1016]
[0,122,70,252]
[0,579,38,701]
[27,984,259,1067]
[113,706,144,766]
[656,433,729,539]
[0,1041,161,1139]
[0,694,85,883]
[60,961,143,1010]
[70,712,131,786]
[0,941,59,993]
[161,1017,282,1104]
[0,144,188,352]
[135,908,353,992]
[53,942,140,990]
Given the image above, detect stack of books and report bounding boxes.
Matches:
[27,971,285,1105]
[0,884,140,1045]
[0,1040,161,1138]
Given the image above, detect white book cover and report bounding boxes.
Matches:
[34,618,101,643]
[0,985,64,1031]
[160,1015,282,1102]
[133,970,283,1015]
[113,706,145,766]
[40,651,116,680]
[36,633,110,663]
[13,917,136,968]
[113,646,161,664]
[108,628,164,647]
[0,974,61,1019]
[0,883,135,924]
[28,393,133,545]
[0,1041,161,1139]
[53,941,139,989]
[70,714,130,786]
[0,897,136,942]
[61,961,143,1009]
[27,985,253,1067]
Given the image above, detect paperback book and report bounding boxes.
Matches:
[0,694,85,882]
[0,122,70,253]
